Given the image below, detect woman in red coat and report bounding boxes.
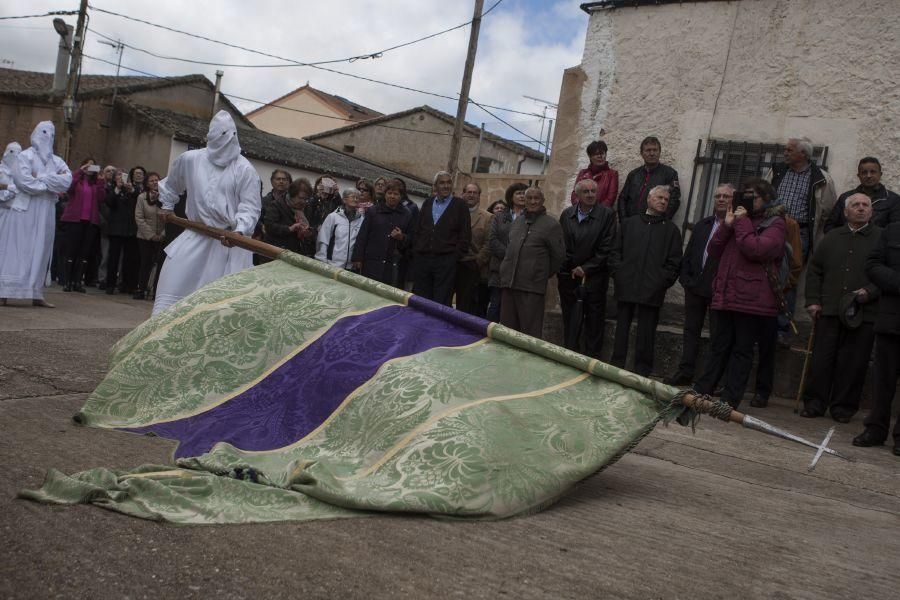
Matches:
[570,140,618,208]
[693,177,787,408]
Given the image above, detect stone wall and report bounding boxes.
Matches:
[568,0,900,226]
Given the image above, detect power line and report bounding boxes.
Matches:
[80,53,543,150]
[0,10,78,20]
[468,99,544,146]
[85,3,544,119]
[87,2,502,67]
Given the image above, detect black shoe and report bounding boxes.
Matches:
[852,429,885,447]
[97,282,107,290]
[893,445,900,457]
[750,395,768,408]
[664,372,693,386]
[831,414,852,424]
[799,408,822,418]
[132,291,145,300]
[106,287,116,295]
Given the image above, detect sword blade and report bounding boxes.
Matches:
[741,415,852,461]
[808,426,836,471]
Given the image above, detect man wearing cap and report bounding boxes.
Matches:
[801,194,880,422]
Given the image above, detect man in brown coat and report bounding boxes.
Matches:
[499,187,565,338]
[455,182,492,316]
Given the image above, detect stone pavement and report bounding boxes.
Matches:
[1,285,898,599]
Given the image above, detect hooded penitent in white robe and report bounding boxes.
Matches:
[152,111,261,315]
[0,142,20,205]
[0,124,72,300]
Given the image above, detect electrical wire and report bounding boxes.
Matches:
[85,2,544,119]
[0,10,78,20]
[80,53,543,149]
[87,1,502,67]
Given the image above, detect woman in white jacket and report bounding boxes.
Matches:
[315,189,364,270]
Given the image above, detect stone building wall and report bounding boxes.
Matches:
[567,0,900,225]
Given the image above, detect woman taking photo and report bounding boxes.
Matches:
[352,179,413,287]
[61,158,105,292]
[133,172,165,300]
[693,177,787,409]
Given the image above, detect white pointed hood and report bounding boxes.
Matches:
[205,110,241,167]
[30,121,55,163]
[2,142,21,170]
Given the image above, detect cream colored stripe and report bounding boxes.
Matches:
[123,305,394,427]
[119,469,196,480]
[235,338,491,455]
[338,371,591,481]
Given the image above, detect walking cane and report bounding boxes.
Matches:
[793,316,817,414]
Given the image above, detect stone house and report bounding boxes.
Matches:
[544,0,900,227]
[0,68,429,197]
[246,83,382,139]
[305,105,546,182]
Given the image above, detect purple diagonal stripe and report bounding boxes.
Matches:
[123,304,484,458]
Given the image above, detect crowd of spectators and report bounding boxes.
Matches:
[2,127,898,457]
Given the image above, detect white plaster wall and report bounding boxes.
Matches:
[577,0,900,224]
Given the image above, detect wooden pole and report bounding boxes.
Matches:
[447,0,484,181]
[61,0,88,162]
[163,214,283,260]
[794,318,817,414]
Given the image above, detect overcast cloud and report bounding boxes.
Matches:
[0,0,588,150]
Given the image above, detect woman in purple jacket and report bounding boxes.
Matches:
[61,158,105,292]
[693,177,787,408]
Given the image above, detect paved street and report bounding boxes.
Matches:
[1,286,898,599]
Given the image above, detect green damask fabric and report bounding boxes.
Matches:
[21,251,683,524]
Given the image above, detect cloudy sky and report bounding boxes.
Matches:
[0,0,588,151]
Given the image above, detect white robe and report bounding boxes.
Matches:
[152,142,261,314]
[0,144,71,300]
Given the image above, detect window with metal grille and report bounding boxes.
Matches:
[683,139,829,229]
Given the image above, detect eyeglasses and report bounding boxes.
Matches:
[713,194,733,199]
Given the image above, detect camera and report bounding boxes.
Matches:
[734,189,755,213]
[87,164,101,174]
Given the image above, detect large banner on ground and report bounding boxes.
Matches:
[21,252,683,524]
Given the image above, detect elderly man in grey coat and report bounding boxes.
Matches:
[498,187,565,338]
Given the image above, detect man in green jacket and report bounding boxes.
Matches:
[802,193,881,421]
[498,187,565,339]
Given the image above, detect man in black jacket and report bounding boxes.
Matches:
[412,171,470,305]
[854,221,900,455]
[610,185,682,376]
[803,194,880,422]
[616,136,680,222]
[666,183,733,385]
[558,179,617,358]
[824,157,900,233]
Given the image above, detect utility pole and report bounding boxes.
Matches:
[99,39,124,160]
[61,0,89,162]
[447,0,484,183]
[212,70,224,118]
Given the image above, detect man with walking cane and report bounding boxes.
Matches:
[558,179,617,358]
[801,194,881,422]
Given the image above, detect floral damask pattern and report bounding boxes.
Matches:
[23,253,681,524]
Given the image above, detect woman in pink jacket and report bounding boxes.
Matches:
[570,140,618,207]
[693,177,787,408]
[61,158,106,292]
